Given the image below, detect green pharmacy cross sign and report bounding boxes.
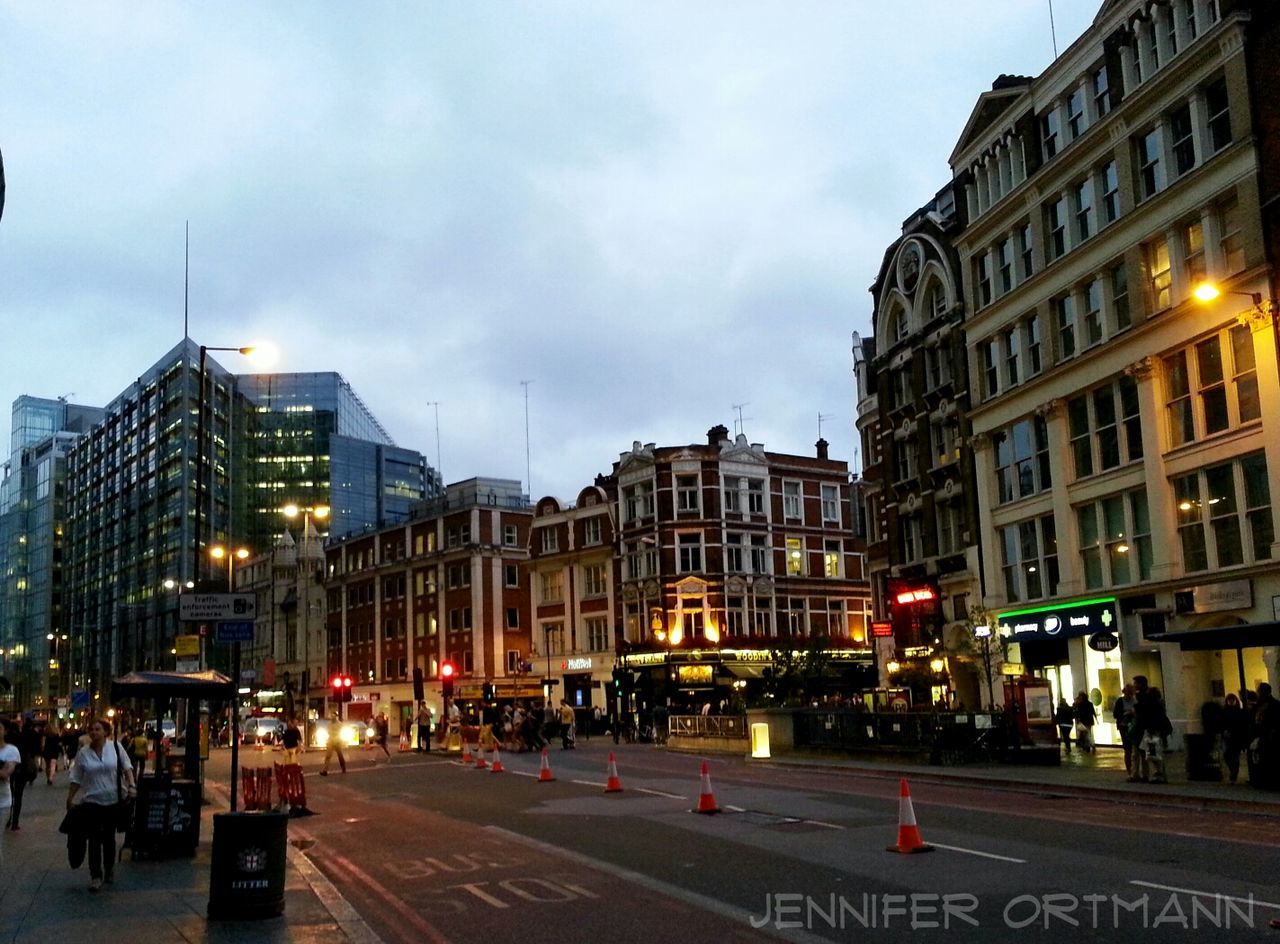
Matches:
[996,597,1119,642]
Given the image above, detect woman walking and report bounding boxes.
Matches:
[67,719,136,891]
[0,721,20,878]
[43,720,63,784]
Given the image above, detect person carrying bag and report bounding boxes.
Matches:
[67,718,136,891]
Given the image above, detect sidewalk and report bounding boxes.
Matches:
[0,767,377,943]
[752,744,1280,813]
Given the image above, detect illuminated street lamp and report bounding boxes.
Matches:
[282,503,330,745]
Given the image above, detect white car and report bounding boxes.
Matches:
[240,717,284,744]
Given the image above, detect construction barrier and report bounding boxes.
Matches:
[240,766,274,812]
[274,762,314,817]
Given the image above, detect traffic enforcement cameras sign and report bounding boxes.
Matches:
[179,593,257,622]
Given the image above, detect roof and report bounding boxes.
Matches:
[112,670,236,699]
[1147,624,1280,651]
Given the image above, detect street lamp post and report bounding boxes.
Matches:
[211,543,250,811]
[282,503,329,748]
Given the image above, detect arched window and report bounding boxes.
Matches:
[928,282,948,319]
[892,305,909,342]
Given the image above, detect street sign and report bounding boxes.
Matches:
[175,658,200,673]
[180,593,256,622]
[175,634,201,657]
[71,689,90,710]
[214,620,255,643]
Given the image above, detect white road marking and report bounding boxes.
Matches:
[484,826,838,944]
[1129,881,1280,910]
[725,804,746,812]
[635,787,686,799]
[571,779,608,787]
[287,835,388,944]
[802,820,845,830]
[930,842,1027,863]
[507,769,537,778]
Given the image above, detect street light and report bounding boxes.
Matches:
[210,543,250,812]
[282,503,330,746]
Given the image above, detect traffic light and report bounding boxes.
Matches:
[330,674,354,703]
[482,681,496,703]
[612,667,622,693]
[440,661,456,700]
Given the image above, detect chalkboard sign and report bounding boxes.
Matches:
[131,777,201,859]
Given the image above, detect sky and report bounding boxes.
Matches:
[0,1,1099,500]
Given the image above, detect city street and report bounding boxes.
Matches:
[208,741,1280,943]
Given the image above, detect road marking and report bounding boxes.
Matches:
[571,779,607,787]
[636,787,686,799]
[1129,881,1280,910]
[930,842,1027,863]
[802,820,845,830]
[724,804,746,812]
[484,826,837,944]
[287,838,385,944]
[507,769,537,778]
[328,853,456,944]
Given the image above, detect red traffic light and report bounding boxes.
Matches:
[440,662,456,679]
[330,675,344,690]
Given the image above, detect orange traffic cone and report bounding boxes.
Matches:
[475,744,488,769]
[886,779,934,854]
[461,741,473,765]
[490,746,505,773]
[604,752,623,793]
[693,760,719,813]
[536,747,555,782]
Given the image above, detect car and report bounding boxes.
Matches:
[144,719,178,741]
[310,718,367,749]
[240,717,285,744]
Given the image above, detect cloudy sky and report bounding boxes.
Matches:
[0,1,1097,499]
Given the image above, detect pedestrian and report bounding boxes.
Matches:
[129,728,150,779]
[1073,692,1096,753]
[281,717,303,765]
[1220,693,1249,784]
[416,706,432,753]
[558,700,576,750]
[1112,684,1138,774]
[1131,678,1172,784]
[6,717,39,830]
[61,725,79,771]
[67,719,136,891]
[0,720,20,878]
[446,698,461,750]
[1251,682,1280,787]
[373,713,392,763]
[319,713,347,776]
[43,720,63,785]
[1055,698,1074,753]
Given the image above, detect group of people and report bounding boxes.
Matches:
[1110,676,1174,783]
[1054,691,1100,753]
[1204,681,1280,785]
[463,698,585,754]
[0,715,136,891]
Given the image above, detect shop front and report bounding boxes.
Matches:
[997,596,1127,746]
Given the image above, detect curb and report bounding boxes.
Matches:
[744,756,1280,816]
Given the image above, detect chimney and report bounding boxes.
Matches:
[816,438,829,460]
[707,424,730,446]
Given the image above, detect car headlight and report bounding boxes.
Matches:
[340,724,358,746]
[315,727,329,747]
[366,726,376,740]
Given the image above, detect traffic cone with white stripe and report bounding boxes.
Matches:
[604,752,623,793]
[886,778,933,854]
[475,743,488,769]
[490,746,505,773]
[536,747,555,782]
[693,760,719,814]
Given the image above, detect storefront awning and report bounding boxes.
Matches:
[722,663,769,679]
[1147,623,1280,651]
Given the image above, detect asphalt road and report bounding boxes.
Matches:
[212,740,1280,944]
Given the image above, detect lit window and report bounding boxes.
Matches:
[786,537,805,576]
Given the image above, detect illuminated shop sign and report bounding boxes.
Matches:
[996,597,1119,642]
[561,657,593,671]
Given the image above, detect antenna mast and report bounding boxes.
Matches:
[520,380,533,499]
[731,402,749,437]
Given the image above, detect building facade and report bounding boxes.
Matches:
[322,478,534,731]
[855,184,991,708]
[951,0,1279,744]
[613,426,874,711]
[526,482,619,707]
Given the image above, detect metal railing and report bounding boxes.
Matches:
[792,709,1006,764]
[669,714,748,739]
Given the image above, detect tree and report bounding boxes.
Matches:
[951,605,1007,709]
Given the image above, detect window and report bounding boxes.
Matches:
[1206,78,1231,153]
[783,481,802,519]
[1231,325,1261,423]
[976,253,992,307]
[1056,294,1076,361]
[1111,263,1131,332]
[1165,326,1259,447]
[1170,103,1195,176]
[582,563,608,597]
[586,617,610,652]
[1148,237,1172,311]
[1018,223,1035,280]
[1083,279,1103,347]
[725,532,745,572]
[724,482,741,514]
[823,540,842,578]
[677,475,699,512]
[785,537,805,576]
[543,623,565,656]
[1175,454,1273,572]
[539,571,563,603]
[784,598,808,636]
[997,239,1014,294]
[1024,315,1042,375]
[747,479,766,515]
[1137,129,1162,200]
[894,440,916,481]
[890,368,911,410]
[932,417,959,466]
[1183,220,1206,288]
[982,339,999,398]
[1166,350,1195,447]
[678,533,703,573]
[928,283,947,319]
[1003,328,1020,387]
[926,344,951,389]
[503,524,519,547]
[1068,375,1143,478]
[1047,197,1068,260]
[1075,179,1094,242]
[1077,490,1152,589]
[446,528,459,550]
[583,517,602,546]
[506,607,519,629]
[1000,515,1059,602]
[994,416,1052,503]
[624,481,654,520]
[937,500,963,556]
[507,649,521,673]
[1041,108,1061,159]
[821,485,840,523]
[1093,65,1111,118]
[1067,88,1085,139]
[900,516,921,563]
[540,528,559,553]
[893,306,909,342]
[749,535,770,574]
[505,564,519,588]
[448,607,472,631]
[446,563,470,589]
[1219,197,1244,274]
[1101,161,1119,223]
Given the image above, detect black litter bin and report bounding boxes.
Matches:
[1185,733,1222,782]
[208,811,288,920]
